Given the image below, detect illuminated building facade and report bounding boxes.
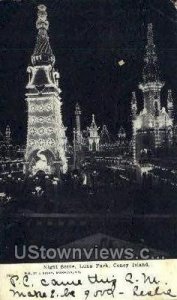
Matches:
[87,114,100,151]
[72,103,131,167]
[132,23,174,163]
[0,125,23,160]
[0,126,24,176]
[25,5,67,176]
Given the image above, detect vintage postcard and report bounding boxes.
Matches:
[0,0,177,299]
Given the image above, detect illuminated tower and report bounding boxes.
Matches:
[25,5,67,176]
[88,114,100,151]
[75,103,82,149]
[132,23,173,162]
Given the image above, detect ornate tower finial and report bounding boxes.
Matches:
[89,114,99,132]
[31,4,55,66]
[36,5,49,33]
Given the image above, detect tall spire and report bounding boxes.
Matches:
[31,4,55,66]
[90,114,97,129]
[92,114,95,123]
[142,23,160,83]
[88,114,99,133]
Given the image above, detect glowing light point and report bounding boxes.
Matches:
[118,60,125,66]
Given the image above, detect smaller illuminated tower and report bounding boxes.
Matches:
[88,114,100,151]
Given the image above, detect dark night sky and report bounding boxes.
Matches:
[0,0,177,143]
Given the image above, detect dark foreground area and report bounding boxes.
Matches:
[0,169,177,262]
